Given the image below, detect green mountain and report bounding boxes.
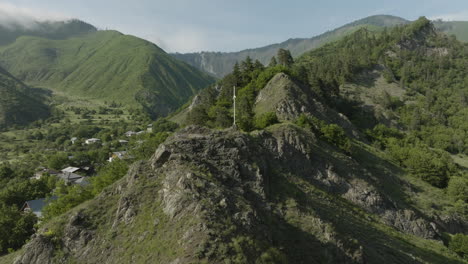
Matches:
[0,19,97,46]
[434,20,468,42]
[5,17,468,264]
[0,22,216,118]
[172,15,409,78]
[173,15,468,79]
[0,67,49,128]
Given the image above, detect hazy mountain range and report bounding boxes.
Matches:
[173,15,468,78]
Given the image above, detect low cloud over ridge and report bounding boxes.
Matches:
[0,2,70,29]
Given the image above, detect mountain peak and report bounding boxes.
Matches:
[347,14,409,27]
[0,19,97,46]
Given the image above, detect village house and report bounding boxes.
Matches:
[21,197,57,217]
[147,124,153,133]
[108,151,132,162]
[85,138,101,145]
[57,167,90,186]
[61,167,81,174]
[125,131,137,137]
[31,168,60,180]
[58,172,90,186]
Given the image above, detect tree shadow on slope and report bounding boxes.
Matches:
[266,172,464,264]
[350,65,383,89]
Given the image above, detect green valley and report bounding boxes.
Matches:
[0,22,215,118]
[0,12,467,264]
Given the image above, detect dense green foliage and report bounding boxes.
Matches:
[276,49,294,67]
[296,114,352,153]
[294,18,468,191]
[186,50,301,131]
[0,204,36,254]
[254,112,279,129]
[449,233,468,259]
[447,176,468,203]
[0,164,56,254]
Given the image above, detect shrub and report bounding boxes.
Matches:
[0,204,37,254]
[47,153,69,170]
[387,142,456,188]
[255,112,279,129]
[295,114,351,153]
[449,233,468,259]
[320,124,352,153]
[91,160,129,195]
[447,176,468,202]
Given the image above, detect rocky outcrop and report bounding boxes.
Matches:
[383,210,439,239]
[14,235,55,264]
[255,73,362,139]
[12,125,455,263]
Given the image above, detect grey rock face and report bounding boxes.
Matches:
[255,73,362,139]
[14,235,55,264]
[383,210,438,239]
[14,125,454,263]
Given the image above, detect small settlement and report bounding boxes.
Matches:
[22,128,151,217]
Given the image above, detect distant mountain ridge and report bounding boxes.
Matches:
[172,15,468,78]
[0,20,215,118]
[0,19,97,46]
[172,15,409,78]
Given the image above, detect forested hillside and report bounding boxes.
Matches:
[173,15,468,80]
[172,15,408,78]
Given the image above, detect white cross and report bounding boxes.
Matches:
[233,86,236,126]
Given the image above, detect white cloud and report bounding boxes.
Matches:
[430,11,468,21]
[138,25,276,53]
[0,2,70,29]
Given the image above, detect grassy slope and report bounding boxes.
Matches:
[0,30,215,117]
[0,19,97,46]
[0,67,50,128]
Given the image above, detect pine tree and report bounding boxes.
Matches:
[241,56,254,72]
[268,56,277,67]
[277,49,294,67]
[232,62,241,86]
[253,60,264,71]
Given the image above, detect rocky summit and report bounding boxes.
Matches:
[12,124,465,263]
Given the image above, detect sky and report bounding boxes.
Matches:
[1,0,468,53]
